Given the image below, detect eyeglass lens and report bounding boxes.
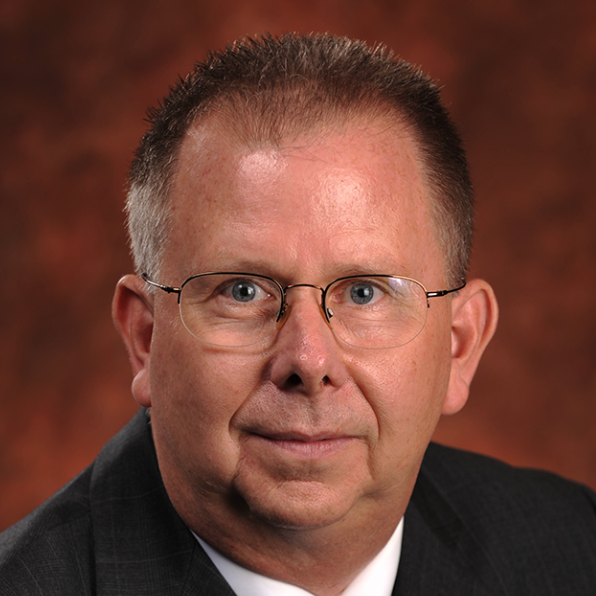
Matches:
[177,273,429,349]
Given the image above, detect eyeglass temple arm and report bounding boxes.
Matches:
[141,273,182,295]
[140,273,466,300]
[426,280,466,299]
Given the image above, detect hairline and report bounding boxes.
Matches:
[143,103,455,286]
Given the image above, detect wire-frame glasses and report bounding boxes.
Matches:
[142,272,465,349]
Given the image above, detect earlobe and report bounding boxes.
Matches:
[442,279,499,416]
[112,274,154,408]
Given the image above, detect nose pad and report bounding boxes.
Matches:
[276,303,292,329]
[275,301,333,331]
[320,303,333,327]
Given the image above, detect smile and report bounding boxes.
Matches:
[250,432,356,459]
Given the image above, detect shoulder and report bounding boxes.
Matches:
[0,466,94,594]
[422,442,596,515]
[396,446,596,593]
[417,443,596,584]
[0,410,153,595]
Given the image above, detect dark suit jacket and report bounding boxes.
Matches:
[1,409,595,595]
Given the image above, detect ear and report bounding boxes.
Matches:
[442,278,499,416]
[112,274,154,408]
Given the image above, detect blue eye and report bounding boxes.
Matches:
[350,283,375,304]
[231,282,259,302]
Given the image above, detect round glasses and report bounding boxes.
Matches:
[142,272,465,349]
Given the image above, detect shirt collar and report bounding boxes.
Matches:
[194,518,403,596]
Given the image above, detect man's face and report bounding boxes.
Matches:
[144,117,456,532]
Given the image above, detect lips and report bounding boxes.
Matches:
[258,430,347,442]
[247,431,356,459]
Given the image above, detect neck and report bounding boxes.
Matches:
[178,491,407,596]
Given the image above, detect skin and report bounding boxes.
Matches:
[113,115,498,596]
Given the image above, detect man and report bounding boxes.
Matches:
[1,33,595,595]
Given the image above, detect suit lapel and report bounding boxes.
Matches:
[392,458,509,596]
[180,548,238,596]
[90,409,236,596]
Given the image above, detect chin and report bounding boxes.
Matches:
[236,478,361,530]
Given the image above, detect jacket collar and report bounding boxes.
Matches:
[393,447,509,596]
[89,409,236,596]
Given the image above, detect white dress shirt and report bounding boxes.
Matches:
[194,518,404,596]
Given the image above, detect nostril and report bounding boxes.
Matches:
[285,373,303,388]
[281,373,331,391]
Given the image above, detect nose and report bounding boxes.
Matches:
[268,286,348,395]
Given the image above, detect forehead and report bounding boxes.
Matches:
[165,115,443,283]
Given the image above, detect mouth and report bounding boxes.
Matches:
[248,431,356,459]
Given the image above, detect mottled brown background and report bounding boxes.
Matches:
[1,0,595,532]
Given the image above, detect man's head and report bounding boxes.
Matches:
[113,33,497,590]
[126,33,473,288]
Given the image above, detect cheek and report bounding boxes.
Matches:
[154,346,264,426]
[352,353,441,437]
[148,324,270,482]
[347,324,451,471]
